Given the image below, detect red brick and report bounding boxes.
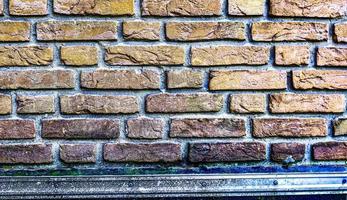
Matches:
[0,120,35,139]
[271,143,305,163]
[60,144,96,163]
[0,144,52,164]
[127,118,164,139]
[313,142,347,160]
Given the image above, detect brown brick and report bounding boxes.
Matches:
[230,94,266,113]
[81,70,160,90]
[167,70,203,89]
[170,118,246,138]
[105,46,184,66]
[54,0,134,16]
[0,46,53,66]
[0,144,52,164]
[253,118,327,138]
[334,119,347,136]
[0,70,75,89]
[146,93,223,113]
[104,143,182,163]
[269,0,346,18]
[61,46,98,66]
[189,142,266,163]
[271,143,305,163]
[229,0,265,16]
[317,47,347,66]
[10,0,47,16]
[142,0,221,16]
[60,144,96,163]
[270,93,345,113]
[17,95,54,114]
[191,46,269,66]
[123,21,160,41]
[334,23,347,43]
[42,119,119,139]
[0,120,35,139]
[127,118,164,139]
[0,21,30,41]
[293,70,347,90]
[37,21,117,41]
[166,22,245,41]
[251,22,328,41]
[209,70,287,90]
[275,46,310,66]
[60,94,139,114]
[0,94,11,115]
[313,142,347,161]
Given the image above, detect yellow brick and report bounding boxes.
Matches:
[61,46,98,66]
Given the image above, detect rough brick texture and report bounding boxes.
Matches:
[313,142,347,160]
[61,46,98,66]
[0,144,52,164]
[271,143,305,163]
[0,120,35,139]
[17,95,55,114]
[60,144,96,163]
[10,0,48,16]
[126,118,164,139]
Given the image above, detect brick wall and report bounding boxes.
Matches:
[0,0,346,171]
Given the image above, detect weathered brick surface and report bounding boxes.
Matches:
[61,46,98,66]
[334,119,347,136]
[275,46,310,66]
[127,118,164,139]
[271,143,305,163]
[123,21,160,41]
[0,120,35,139]
[60,144,96,163]
[334,23,347,43]
[17,95,55,114]
[0,21,30,41]
[317,47,347,66]
[293,70,347,90]
[0,94,11,115]
[167,70,203,89]
[230,94,266,113]
[0,0,3,14]
[0,46,53,66]
[0,144,52,164]
[10,0,47,15]
[313,142,347,160]
[229,0,265,16]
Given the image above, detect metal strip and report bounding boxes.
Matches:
[0,173,347,199]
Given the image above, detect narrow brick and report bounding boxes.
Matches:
[317,47,347,66]
[0,144,52,164]
[17,95,54,114]
[42,119,119,139]
[253,118,327,138]
[313,142,347,160]
[334,119,347,136]
[189,142,266,163]
[141,0,221,16]
[167,70,203,89]
[293,70,347,90]
[228,0,265,16]
[191,46,269,66]
[60,144,96,163]
[61,46,98,66]
[60,94,139,114]
[123,21,160,41]
[105,46,184,66]
[251,22,328,41]
[10,0,47,16]
[230,94,266,113]
[81,70,160,90]
[270,93,345,113]
[334,23,347,43]
[146,93,223,113]
[54,0,134,16]
[209,70,287,90]
[0,21,30,41]
[275,46,310,66]
[0,70,74,89]
[37,21,117,41]
[166,22,245,41]
[0,46,53,66]
[0,120,35,139]
[271,143,305,163]
[127,118,164,139]
[170,118,246,138]
[0,94,11,114]
[104,143,182,163]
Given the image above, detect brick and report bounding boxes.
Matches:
[0,70,74,89]
[0,0,3,14]
[54,0,134,16]
[170,118,246,138]
[61,46,98,66]
[269,0,346,18]
[142,0,221,16]
[127,118,164,139]
[253,118,327,138]
[10,0,47,16]
[228,0,265,16]
[209,70,287,90]
[81,70,160,90]
[270,93,345,113]
[0,144,52,164]
[251,22,327,41]
[191,46,269,66]
[189,142,266,163]
[17,95,54,114]
[271,143,305,163]
[334,23,347,43]
[60,94,139,114]
[104,143,182,163]
[0,21,30,41]
[105,46,184,66]
[60,144,96,163]
[0,120,35,139]
[317,47,347,66]
[293,70,347,90]
[313,142,347,160]
[275,46,310,66]
[334,119,347,136]
[167,70,203,89]
[37,21,117,41]
[0,94,11,114]
[146,93,223,113]
[230,94,266,113]
[166,22,245,41]
[42,119,119,139]
[0,46,53,66]
[123,21,160,41]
